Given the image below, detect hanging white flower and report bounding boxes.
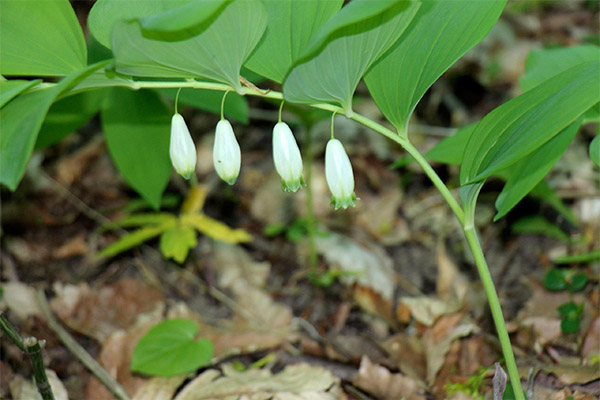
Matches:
[213,119,241,185]
[272,122,305,192]
[325,138,358,209]
[169,113,197,179]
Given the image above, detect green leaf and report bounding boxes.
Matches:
[101,88,172,209]
[365,0,506,133]
[554,250,600,265]
[561,315,581,334]
[520,45,600,91]
[0,62,109,190]
[131,319,213,376]
[112,0,267,92]
[494,119,581,220]
[181,214,252,244]
[459,182,484,228]
[244,0,343,83]
[529,181,577,225]
[159,226,197,263]
[139,0,228,33]
[557,301,578,316]
[157,88,248,124]
[511,216,571,243]
[426,124,477,165]
[460,61,600,185]
[96,224,171,259]
[101,213,177,231]
[0,0,86,76]
[590,135,600,168]
[567,273,588,292]
[35,89,107,149]
[0,80,41,109]
[283,0,420,115]
[543,268,567,291]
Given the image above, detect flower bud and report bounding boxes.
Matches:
[213,119,241,185]
[325,138,358,210]
[169,113,197,179]
[272,122,305,192]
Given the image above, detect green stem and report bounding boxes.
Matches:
[304,125,318,268]
[464,227,524,400]
[24,337,55,400]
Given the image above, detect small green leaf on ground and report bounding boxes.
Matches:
[543,268,567,291]
[159,226,198,263]
[132,319,213,377]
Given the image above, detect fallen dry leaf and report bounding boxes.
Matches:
[51,279,164,342]
[352,356,426,400]
[213,243,270,289]
[173,363,345,400]
[132,376,188,400]
[398,296,461,327]
[2,282,42,320]
[383,334,427,384]
[582,316,600,364]
[52,233,89,259]
[10,369,69,400]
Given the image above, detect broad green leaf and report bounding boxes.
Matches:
[460,61,600,185]
[181,214,252,243]
[139,0,228,33]
[112,0,267,92]
[100,213,177,231]
[494,120,581,221]
[131,319,213,376]
[520,45,600,91]
[511,216,570,243]
[426,124,476,165]
[0,62,108,190]
[0,0,86,76]
[35,90,107,149]
[590,135,600,168]
[245,0,343,83]
[157,88,249,124]
[159,226,197,263]
[283,0,420,115]
[0,80,41,109]
[365,0,506,133]
[72,70,135,94]
[96,225,171,259]
[101,88,172,209]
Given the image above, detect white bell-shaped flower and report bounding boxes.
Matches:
[325,138,358,210]
[213,119,241,185]
[169,113,197,179]
[272,122,305,192]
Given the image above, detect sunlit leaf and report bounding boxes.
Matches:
[244,0,343,83]
[283,0,420,115]
[100,213,177,231]
[160,227,197,263]
[112,0,267,92]
[365,0,506,133]
[101,88,172,209]
[0,0,86,76]
[460,61,600,184]
[182,214,252,244]
[139,0,228,33]
[132,319,213,376]
[426,124,476,165]
[96,224,172,259]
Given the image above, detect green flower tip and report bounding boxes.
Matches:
[331,192,359,210]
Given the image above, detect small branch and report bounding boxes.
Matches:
[23,337,54,400]
[35,291,132,400]
[0,312,54,400]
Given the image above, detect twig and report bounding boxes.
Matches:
[0,312,54,400]
[35,290,132,400]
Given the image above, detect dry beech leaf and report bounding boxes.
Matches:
[52,233,89,259]
[352,356,426,400]
[213,242,270,289]
[398,296,461,327]
[383,334,427,384]
[132,376,188,400]
[51,279,164,342]
[2,282,42,320]
[173,363,345,400]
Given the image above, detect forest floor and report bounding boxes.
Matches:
[1,1,599,399]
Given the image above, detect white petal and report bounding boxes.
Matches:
[325,139,357,209]
[213,119,241,184]
[273,122,304,191]
[169,113,197,179]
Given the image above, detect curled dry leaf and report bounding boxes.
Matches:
[352,356,426,400]
[173,363,345,400]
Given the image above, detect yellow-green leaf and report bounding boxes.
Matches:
[160,227,198,263]
[182,214,252,244]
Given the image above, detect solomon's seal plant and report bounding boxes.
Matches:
[3,1,599,398]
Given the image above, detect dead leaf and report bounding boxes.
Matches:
[53,136,105,185]
[423,314,478,386]
[383,334,427,384]
[51,279,164,342]
[356,190,409,245]
[436,240,469,305]
[52,234,89,259]
[173,363,345,400]
[10,369,69,400]
[398,296,461,327]
[352,356,426,400]
[2,282,42,320]
[132,376,188,400]
[213,243,270,289]
[582,316,600,364]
